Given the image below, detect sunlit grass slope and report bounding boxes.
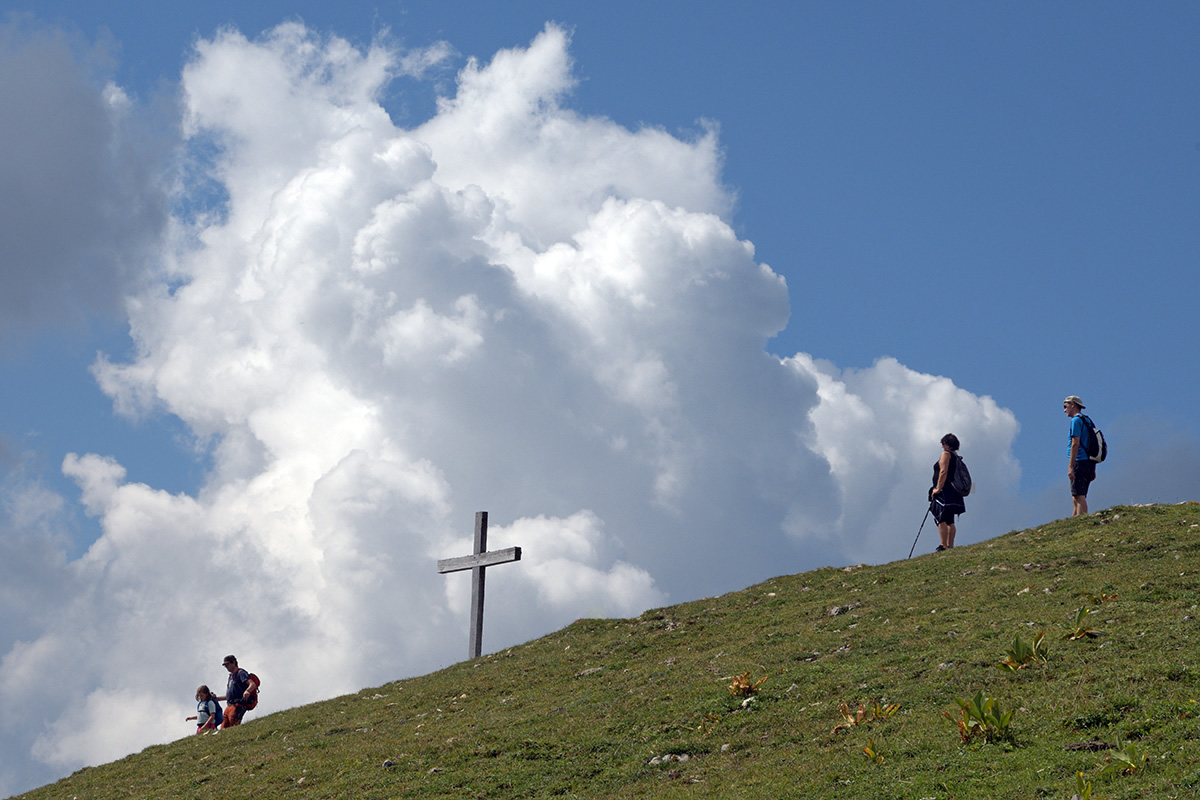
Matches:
[20,503,1200,800]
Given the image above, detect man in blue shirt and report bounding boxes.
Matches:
[1064,395,1095,517]
[217,654,259,728]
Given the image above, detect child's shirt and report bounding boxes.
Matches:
[196,699,219,727]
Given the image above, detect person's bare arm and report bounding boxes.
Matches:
[932,451,951,496]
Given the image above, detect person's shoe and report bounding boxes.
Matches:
[934,545,946,552]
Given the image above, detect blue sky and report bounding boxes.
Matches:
[8,1,1199,501]
[1,1,1198,794]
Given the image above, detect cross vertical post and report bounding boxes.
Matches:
[468,511,487,660]
[437,510,522,660]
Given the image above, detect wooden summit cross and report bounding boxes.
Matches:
[437,511,522,659]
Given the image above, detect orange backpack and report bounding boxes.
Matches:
[242,672,262,710]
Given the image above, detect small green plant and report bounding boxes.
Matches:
[945,690,1016,743]
[1072,770,1098,799]
[997,630,1050,671]
[1065,607,1103,640]
[869,699,900,721]
[862,736,884,764]
[831,700,900,733]
[1098,736,1149,777]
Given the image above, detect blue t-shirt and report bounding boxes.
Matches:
[1069,415,1090,461]
[226,668,251,703]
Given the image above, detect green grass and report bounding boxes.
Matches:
[19,503,1200,799]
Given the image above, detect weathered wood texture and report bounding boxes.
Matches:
[436,547,522,574]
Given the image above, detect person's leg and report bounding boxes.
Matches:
[1081,461,1094,515]
[936,514,957,549]
[223,704,240,728]
[1071,461,1093,516]
[1075,470,1094,520]
[935,506,957,548]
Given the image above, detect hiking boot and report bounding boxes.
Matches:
[934,545,946,552]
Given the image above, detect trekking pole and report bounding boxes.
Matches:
[908,508,931,559]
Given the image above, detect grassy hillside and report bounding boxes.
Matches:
[20,503,1200,800]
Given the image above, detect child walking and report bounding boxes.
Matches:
[185,685,221,733]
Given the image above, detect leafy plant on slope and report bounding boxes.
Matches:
[997,630,1050,671]
[1065,607,1103,640]
[945,690,1016,744]
[862,736,885,764]
[831,700,900,734]
[1071,770,1100,800]
[1097,736,1149,778]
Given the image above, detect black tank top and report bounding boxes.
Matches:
[932,453,962,502]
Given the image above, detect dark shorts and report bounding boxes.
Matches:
[1071,459,1096,497]
[931,497,964,526]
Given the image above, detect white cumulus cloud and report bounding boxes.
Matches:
[0,21,1024,796]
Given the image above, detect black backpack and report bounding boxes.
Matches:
[950,454,972,496]
[1080,415,1107,463]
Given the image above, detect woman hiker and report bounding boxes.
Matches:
[929,433,966,551]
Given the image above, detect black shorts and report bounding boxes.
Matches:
[1071,459,1096,496]
[931,497,964,526]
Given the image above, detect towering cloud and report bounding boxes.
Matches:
[0,22,1020,795]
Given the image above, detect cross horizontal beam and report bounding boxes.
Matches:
[437,546,522,574]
